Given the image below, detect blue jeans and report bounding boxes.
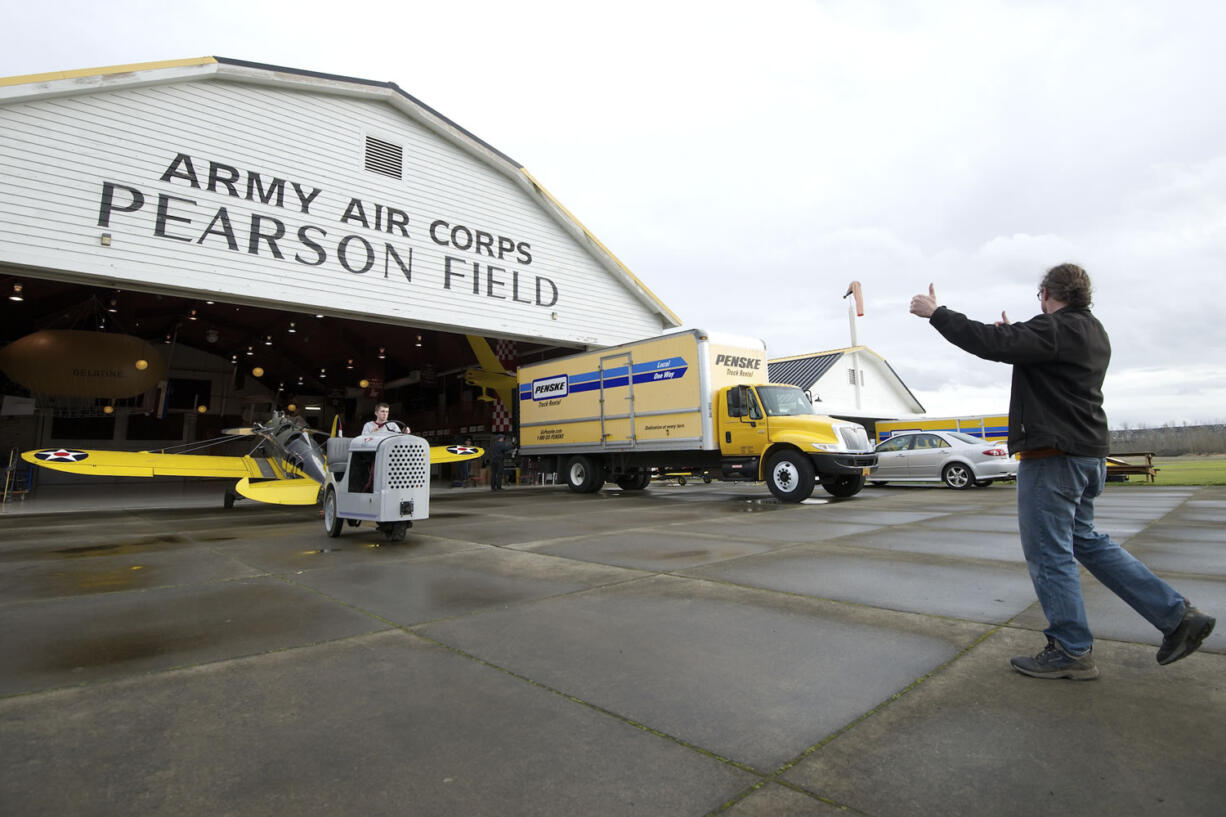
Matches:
[1017,455,1185,655]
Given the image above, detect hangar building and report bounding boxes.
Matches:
[0,57,681,484]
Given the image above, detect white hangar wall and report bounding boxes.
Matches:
[0,60,676,347]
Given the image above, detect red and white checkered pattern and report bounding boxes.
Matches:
[492,339,517,432]
[494,339,517,370]
[491,400,512,432]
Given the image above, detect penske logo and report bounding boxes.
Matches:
[532,375,568,400]
[714,354,762,369]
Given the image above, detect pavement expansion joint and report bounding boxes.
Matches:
[408,629,769,778]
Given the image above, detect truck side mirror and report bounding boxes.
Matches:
[727,387,746,418]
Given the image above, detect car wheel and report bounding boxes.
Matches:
[766,450,816,502]
[323,487,343,537]
[942,462,974,489]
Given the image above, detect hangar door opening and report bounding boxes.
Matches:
[0,274,568,483]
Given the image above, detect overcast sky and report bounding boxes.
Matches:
[4,0,1225,427]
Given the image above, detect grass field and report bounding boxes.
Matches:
[1119,454,1226,487]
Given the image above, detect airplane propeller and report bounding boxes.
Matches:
[221,426,258,436]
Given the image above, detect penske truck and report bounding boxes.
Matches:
[516,330,877,502]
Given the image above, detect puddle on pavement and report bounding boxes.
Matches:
[33,630,217,674]
[734,498,784,513]
[5,534,191,561]
[659,549,709,560]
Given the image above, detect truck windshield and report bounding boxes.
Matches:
[756,386,816,417]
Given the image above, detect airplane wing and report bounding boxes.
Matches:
[430,444,484,464]
[21,448,285,479]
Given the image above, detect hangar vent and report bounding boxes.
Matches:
[364,135,403,179]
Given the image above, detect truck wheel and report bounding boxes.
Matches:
[942,463,974,489]
[565,455,603,493]
[822,474,865,498]
[766,450,816,502]
[385,522,409,543]
[616,471,651,491]
[323,487,343,538]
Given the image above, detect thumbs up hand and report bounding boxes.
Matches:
[910,283,939,318]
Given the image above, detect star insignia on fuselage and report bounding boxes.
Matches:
[35,449,89,462]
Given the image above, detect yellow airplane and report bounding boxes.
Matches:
[21,412,482,507]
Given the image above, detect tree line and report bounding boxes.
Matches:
[1110,424,1226,456]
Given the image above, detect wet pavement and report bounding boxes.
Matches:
[1,479,1223,816]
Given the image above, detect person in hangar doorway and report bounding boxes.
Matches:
[489,433,513,491]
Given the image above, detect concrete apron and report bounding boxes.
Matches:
[1,481,1223,816]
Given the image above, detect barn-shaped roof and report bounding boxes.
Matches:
[0,56,681,346]
[768,352,842,388]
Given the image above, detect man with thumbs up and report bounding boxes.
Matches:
[910,264,1214,680]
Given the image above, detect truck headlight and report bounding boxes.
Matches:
[811,443,841,452]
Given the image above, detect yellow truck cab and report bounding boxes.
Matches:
[517,329,876,502]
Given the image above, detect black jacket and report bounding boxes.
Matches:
[490,437,512,463]
[929,305,1112,457]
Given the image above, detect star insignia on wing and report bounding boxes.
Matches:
[35,449,89,462]
[446,445,478,455]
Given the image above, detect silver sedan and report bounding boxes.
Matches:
[871,430,1017,489]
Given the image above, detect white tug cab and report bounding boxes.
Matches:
[322,433,432,542]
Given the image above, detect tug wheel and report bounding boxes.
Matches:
[323,487,343,538]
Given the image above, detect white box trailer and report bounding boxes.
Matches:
[517,329,876,502]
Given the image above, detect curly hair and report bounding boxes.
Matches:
[1040,263,1093,308]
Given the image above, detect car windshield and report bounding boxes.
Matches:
[948,432,985,445]
[756,386,816,417]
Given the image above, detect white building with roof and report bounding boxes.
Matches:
[769,346,925,426]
